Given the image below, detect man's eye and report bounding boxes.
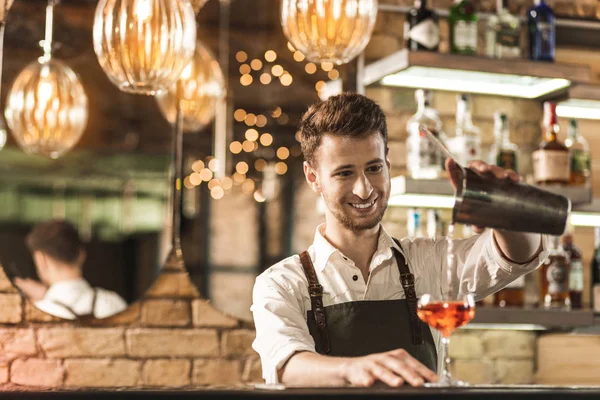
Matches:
[368,165,383,173]
[336,171,352,177]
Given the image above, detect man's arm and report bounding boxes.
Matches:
[492,230,543,264]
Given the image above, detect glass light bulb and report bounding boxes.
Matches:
[281,0,378,65]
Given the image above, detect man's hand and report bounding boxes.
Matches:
[14,277,47,301]
[445,158,521,234]
[340,348,438,387]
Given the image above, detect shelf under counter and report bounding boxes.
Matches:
[463,306,596,331]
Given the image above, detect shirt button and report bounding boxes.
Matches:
[352,275,358,281]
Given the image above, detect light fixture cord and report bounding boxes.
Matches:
[42,0,58,61]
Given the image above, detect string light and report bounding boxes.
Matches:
[271,107,282,118]
[199,168,213,181]
[255,159,267,172]
[207,179,220,190]
[240,74,253,86]
[236,51,248,62]
[245,129,259,141]
[280,73,293,86]
[234,109,246,122]
[277,147,290,160]
[208,158,219,172]
[328,69,340,80]
[221,177,233,190]
[260,133,273,146]
[321,62,334,72]
[250,59,263,71]
[233,172,246,184]
[242,179,256,194]
[315,81,326,91]
[305,63,317,74]
[242,140,256,152]
[239,64,251,75]
[287,42,296,52]
[254,190,266,203]
[256,115,268,127]
[244,113,257,126]
[275,162,288,175]
[230,141,243,154]
[211,186,224,199]
[265,50,277,62]
[184,176,194,190]
[190,173,202,186]
[192,160,205,172]
[293,51,305,62]
[260,73,272,85]
[271,65,284,77]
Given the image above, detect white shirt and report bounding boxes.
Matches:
[35,278,128,320]
[251,224,550,384]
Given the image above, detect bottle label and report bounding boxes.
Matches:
[407,125,443,177]
[505,275,525,289]
[453,21,477,50]
[537,22,554,42]
[546,259,568,295]
[408,18,440,50]
[532,149,570,182]
[497,26,520,48]
[569,260,584,292]
[496,150,518,172]
[570,149,591,174]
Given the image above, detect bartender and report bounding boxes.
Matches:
[250,93,547,387]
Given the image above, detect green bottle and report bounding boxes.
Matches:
[449,0,479,55]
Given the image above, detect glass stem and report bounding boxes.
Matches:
[441,336,452,380]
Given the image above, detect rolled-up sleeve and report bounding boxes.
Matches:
[251,268,316,384]
[431,230,550,301]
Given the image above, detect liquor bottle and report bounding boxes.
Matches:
[407,208,424,239]
[405,0,440,52]
[494,275,525,308]
[528,0,555,61]
[426,209,442,238]
[540,235,570,309]
[565,118,591,187]
[562,232,583,309]
[446,94,481,168]
[591,227,600,312]
[488,112,519,172]
[449,0,478,55]
[532,102,570,185]
[406,89,447,179]
[485,0,521,59]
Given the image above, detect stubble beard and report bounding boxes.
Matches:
[325,192,389,232]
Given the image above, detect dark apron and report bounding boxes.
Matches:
[300,239,437,372]
[50,288,99,323]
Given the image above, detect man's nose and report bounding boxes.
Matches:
[352,174,373,200]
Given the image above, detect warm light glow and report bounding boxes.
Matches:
[5,59,88,159]
[260,133,273,146]
[189,172,202,186]
[233,172,246,183]
[280,73,293,86]
[239,64,251,75]
[207,179,220,190]
[295,131,301,142]
[305,63,317,74]
[234,109,247,122]
[281,0,378,65]
[93,0,197,95]
[245,113,257,126]
[242,140,257,152]
[277,147,290,160]
[190,0,209,13]
[254,190,266,203]
[236,51,248,63]
[156,40,226,132]
[199,168,213,182]
[278,113,289,125]
[240,74,253,86]
[211,186,225,199]
[275,162,288,175]
[183,176,194,189]
[293,51,305,62]
[271,65,284,77]
[208,158,219,172]
[260,73,272,85]
[221,176,233,190]
[265,50,277,62]
[271,107,282,118]
[230,141,243,154]
[236,161,249,174]
[321,62,334,72]
[251,59,263,71]
[245,128,259,141]
[287,41,296,52]
[191,160,205,172]
[242,179,256,194]
[315,80,326,91]
[256,115,268,127]
[328,69,340,80]
[255,158,267,172]
[556,99,600,120]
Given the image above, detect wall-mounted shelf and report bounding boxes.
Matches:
[389,175,599,227]
[464,307,596,331]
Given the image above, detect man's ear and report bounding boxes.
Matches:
[77,249,87,265]
[303,161,321,194]
[33,251,47,270]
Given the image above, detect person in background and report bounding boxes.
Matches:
[250,93,548,388]
[14,219,127,320]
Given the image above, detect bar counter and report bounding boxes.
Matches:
[4,385,600,399]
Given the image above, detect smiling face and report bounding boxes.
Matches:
[305,132,391,232]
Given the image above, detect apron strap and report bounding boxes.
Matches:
[89,288,98,318]
[392,238,423,345]
[299,251,330,354]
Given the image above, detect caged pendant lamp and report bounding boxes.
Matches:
[280,0,378,65]
[92,0,197,96]
[5,0,88,159]
[155,40,226,133]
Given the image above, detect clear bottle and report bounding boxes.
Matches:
[426,209,442,238]
[488,112,519,172]
[540,235,570,309]
[407,208,424,239]
[449,0,478,55]
[447,94,481,167]
[562,232,583,309]
[528,0,555,61]
[494,275,525,308]
[406,89,447,179]
[532,102,570,185]
[486,0,521,59]
[405,0,440,52]
[564,118,591,187]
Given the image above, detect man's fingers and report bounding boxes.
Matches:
[402,355,439,383]
[369,361,404,387]
[379,355,427,387]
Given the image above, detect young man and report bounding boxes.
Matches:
[251,93,547,387]
[14,219,127,320]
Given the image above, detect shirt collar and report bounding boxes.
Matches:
[310,223,405,273]
[44,278,90,301]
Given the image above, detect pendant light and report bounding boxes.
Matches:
[92,0,197,96]
[280,0,378,65]
[190,0,209,13]
[155,40,226,133]
[4,0,88,159]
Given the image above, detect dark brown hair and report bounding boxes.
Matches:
[25,219,83,264]
[298,92,388,165]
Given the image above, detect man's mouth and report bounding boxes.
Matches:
[350,198,377,210]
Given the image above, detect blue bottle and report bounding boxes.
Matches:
[528,0,555,61]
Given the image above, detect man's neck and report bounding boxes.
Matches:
[323,220,381,275]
